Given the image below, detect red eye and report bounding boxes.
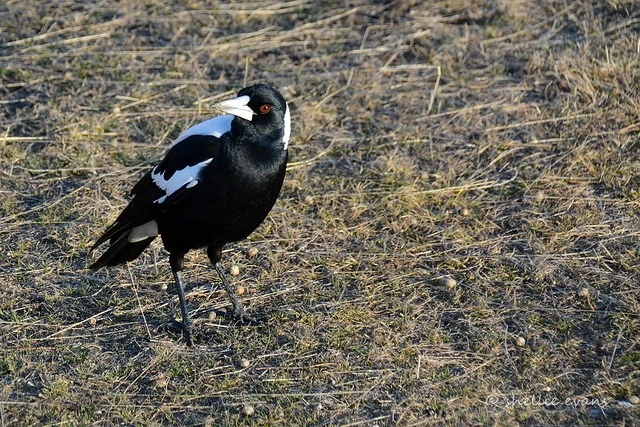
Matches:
[259,104,271,114]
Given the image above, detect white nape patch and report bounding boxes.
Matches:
[151,158,213,204]
[172,115,234,146]
[128,220,158,243]
[283,104,291,150]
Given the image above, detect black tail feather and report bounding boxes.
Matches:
[90,219,137,252]
[90,233,156,270]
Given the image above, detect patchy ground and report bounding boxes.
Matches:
[1,0,639,425]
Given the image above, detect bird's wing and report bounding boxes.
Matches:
[92,133,223,249]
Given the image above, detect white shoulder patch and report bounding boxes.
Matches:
[172,115,234,146]
[151,158,213,204]
[283,104,291,150]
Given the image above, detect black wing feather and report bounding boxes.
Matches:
[91,135,222,253]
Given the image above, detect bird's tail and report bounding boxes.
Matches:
[89,233,156,270]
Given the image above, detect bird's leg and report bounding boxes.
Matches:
[208,246,245,319]
[169,254,193,346]
[214,262,245,319]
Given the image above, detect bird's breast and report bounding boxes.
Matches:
[158,148,287,253]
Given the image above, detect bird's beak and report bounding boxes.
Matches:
[212,95,254,121]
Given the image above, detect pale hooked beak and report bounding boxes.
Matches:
[212,95,254,121]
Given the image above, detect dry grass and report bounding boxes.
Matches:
[1,0,640,425]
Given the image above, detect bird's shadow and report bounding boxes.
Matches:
[161,281,268,346]
[161,311,267,347]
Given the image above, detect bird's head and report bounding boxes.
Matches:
[212,84,290,150]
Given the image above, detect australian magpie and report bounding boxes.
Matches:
[90,84,290,346]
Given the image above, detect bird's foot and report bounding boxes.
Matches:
[229,303,257,324]
[182,323,194,347]
[167,318,194,346]
[231,302,246,320]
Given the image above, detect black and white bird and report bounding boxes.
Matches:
[90,84,290,346]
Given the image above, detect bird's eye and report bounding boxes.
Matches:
[259,104,271,114]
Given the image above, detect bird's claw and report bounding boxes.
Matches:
[233,305,245,319]
[182,323,194,346]
[167,319,194,346]
[230,304,257,324]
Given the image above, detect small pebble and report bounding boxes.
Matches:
[444,277,457,289]
[516,336,526,347]
[629,395,640,405]
[239,358,250,368]
[229,265,240,276]
[154,374,168,389]
[236,286,246,296]
[461,208,471,217]
[112,105,121,114]
[208,311,217,320]
[88,317,97,326]
[304,195,314,204]
[247,247,259,257]
[535,190,545,203]
[241,404,255,416]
